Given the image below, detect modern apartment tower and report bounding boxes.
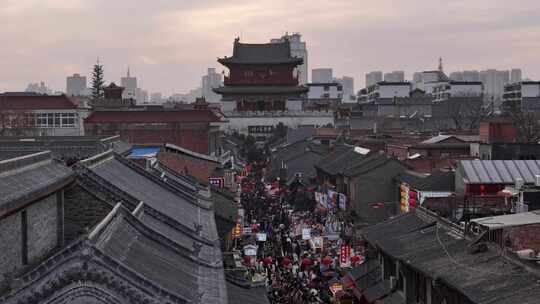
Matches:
[66,74,87,96]
[271,33,308,84]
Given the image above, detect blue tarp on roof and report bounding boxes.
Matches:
[127,147,160,158]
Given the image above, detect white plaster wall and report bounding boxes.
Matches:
[522,84,540,98]
[378,85,410,98]
[450,84,483,97]
[223,115,334,135]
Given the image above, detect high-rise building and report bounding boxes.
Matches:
[383,71,405,82]
[201,68,223,103]
[462,71,480,82]
[271,33,308,84]
[335,76,355,102]
[66,74,87,96]
[412,72,423,84]
[365,71,383,87]
[121,68,138,101]
[449,72,463,81]
[510,68,522,83]
[450,71,480,82]
[312,68,333,83]
[480,69,510,107]
[136,88,148,103]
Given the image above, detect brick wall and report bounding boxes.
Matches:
[506,224,540,252]
[0,212,21,286]
[64,184,113,243]
[85,122,211,154]
[27,194,58,263]
[0,193,60,288]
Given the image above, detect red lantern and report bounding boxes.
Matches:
[243,256,252,264]
[351,255,361,263]
[263,257,273,265]
[281,257,291,267]
[322,256,333,265]
[302,258,313,266]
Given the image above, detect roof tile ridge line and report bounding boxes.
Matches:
[86,201,208,264]
[99,135,121,143]
[76,166,141,209]
[87,246,191,304]
[77,164,216,245]
[88,202,122,241]
[0,150,52,176]
[140,202,217,247]
[79,149,115,168]
[117,203,223,268]
[1,240,87,300]
[153,164,213,207]
[155,167,213,210]
[115,155,211,210]
[155,161,199,192]
[165,142,219,163]
[132,201,145,217]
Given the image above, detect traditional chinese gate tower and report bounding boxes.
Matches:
[214,38,308,112]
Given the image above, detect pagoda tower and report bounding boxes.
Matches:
[214,38,308,112]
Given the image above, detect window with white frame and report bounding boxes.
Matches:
[35,113,77,128]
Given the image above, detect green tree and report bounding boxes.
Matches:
[91,58,105,100]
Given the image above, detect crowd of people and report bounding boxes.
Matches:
[234,167,359,304]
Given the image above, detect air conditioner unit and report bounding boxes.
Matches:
[515,178,524,190]
[535,175,540,187]
[295,172,303,178]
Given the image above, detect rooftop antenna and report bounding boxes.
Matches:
[127,66,130,78]
[438,57,444,73]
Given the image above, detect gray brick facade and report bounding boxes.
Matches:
[0,213,21,287]
[64,184,113,243]
[27,194,58,263]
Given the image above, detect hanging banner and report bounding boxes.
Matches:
[338,194,347,210]
[311,236,324,250]
[340,244,352,267]
[302,228,311,240]
[233,223,241,237]
[256,233,267,242]
[209,177,225,188]
[244,244,257,256]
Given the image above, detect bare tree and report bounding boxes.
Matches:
[506,102,540,142]
[436,98,487,131]
[0,110,36,136]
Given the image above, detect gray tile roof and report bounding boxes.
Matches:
[316,145,360,175]
[213,85,308,95]
[287,126,315,144]
[90,204,227,304]
[83,153,218,242]
[218,40,302,65]
[363,211,540,304]
[0,151,74,215]
[396,170,455,192]
[458,159,540,184]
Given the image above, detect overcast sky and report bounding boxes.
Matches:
[1,0,539,95]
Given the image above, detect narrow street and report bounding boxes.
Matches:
[231,164,362,303]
